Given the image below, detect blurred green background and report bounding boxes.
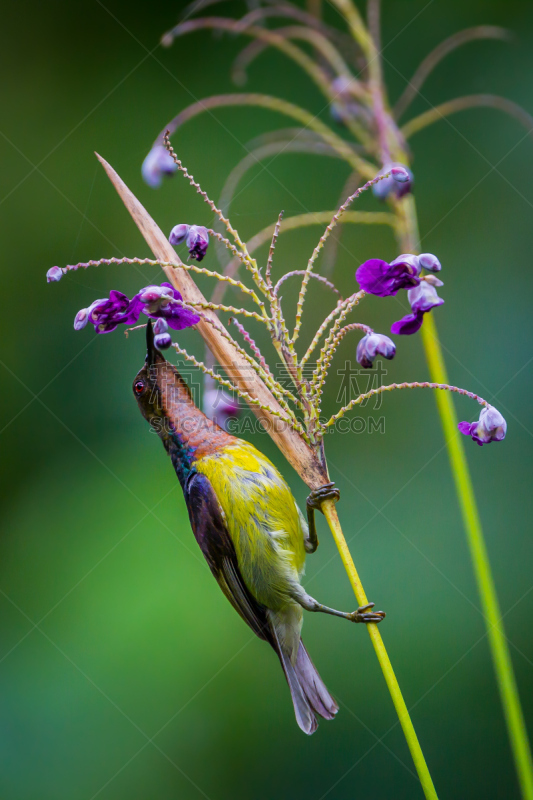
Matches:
[2,0,533,798]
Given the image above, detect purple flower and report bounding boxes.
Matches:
[356,255,420,297]
[153,317,172,349]
[391,280,444,336]
[458,405,507,446]
[356,332,396,368]
[74,283,200,335]
[187,226,209,261]
[203,388,241,431]
[142,145,177,189]
[46,266,63,283]
[373,162,413,200]
[170,224,210,262]
[390,310,425,335]
[408,282,445,314]
[73,291,134,334]
[136,282,200,330]
[419,253,441,272]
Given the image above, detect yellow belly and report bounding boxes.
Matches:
[195,440,307,609]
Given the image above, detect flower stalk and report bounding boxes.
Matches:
[398,196,533,800]
[323,497,438,800]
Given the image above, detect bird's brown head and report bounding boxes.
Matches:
[132,320,193,440]
[132,322,234,476]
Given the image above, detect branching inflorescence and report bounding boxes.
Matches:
[47,142,504,451]
[126,0,530,453]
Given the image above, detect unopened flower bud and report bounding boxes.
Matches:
[423,274,443,287]
[74,308,89,330]
[47,266,63,283]
[356,332,396,368]
[141,144,178,189]
[142,145,177,189]
[139,285,168,305]
[419,253,441,272]
[391,166,410,183]
[169,224,190,246]
[154,332,172,349]
[153,318,169,335]
[373,162,413,200]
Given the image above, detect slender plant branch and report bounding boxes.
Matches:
[401,94,533,139]
[394,26,512,119]
[399,203,533,800]
[210,210,394,306]
[292,172,391,342]
[322,498,439,800]
[157,93,375,177]
[232,24,353,85]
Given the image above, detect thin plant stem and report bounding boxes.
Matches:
[421,314,533,800]
[400,198,533,800]
[322,498,439,800]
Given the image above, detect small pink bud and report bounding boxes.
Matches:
[424,274,444,287]
[391,166,410,183]
[139,286,167,304]
[418,253,441,272]
[74,308,88,330]
[153,318,169,335]
[47,266,63,283]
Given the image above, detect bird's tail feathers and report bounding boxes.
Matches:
[269,620,337,735]
[295,640,338,722]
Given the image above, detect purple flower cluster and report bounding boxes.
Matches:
[142,145,178,189]
[458,405,507,446]
[73,282,200,336]
[356,252,444,335]
[169,224,210,262]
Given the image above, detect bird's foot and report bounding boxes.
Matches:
[307,482,340,513]
[349,602,386,624]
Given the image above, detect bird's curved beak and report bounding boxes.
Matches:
[146,320,157,367]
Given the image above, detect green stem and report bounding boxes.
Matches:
[323,499,438,800]
[400,196,533,800]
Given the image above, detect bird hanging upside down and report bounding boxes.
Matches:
[133,322,385,734]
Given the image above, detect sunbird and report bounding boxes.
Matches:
[133,322,385,734]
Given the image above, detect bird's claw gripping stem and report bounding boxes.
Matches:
[305,482,340,554]
[306,481,340,511]
[349,602,386,624]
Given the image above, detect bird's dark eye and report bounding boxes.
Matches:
[134,380,145,395]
